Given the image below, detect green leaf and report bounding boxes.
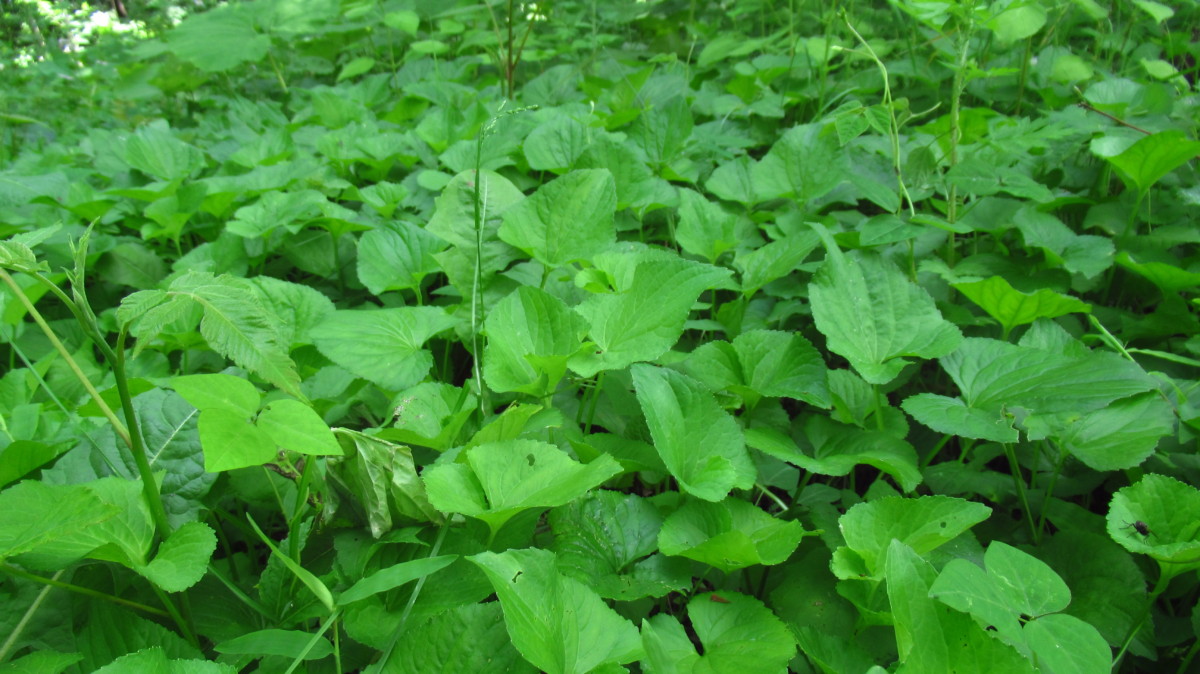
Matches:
[629,96,693,167]
[571,252,735,376]
[809,231,962,384]
[96,389,213,527]
[256,399,342,456]
[985,1,1046,43]
[499,169,616,267]
[746,417,922,493]
[215,629,333,660]
[734,231,821,297]
[247,514,336,612]
[385,603,535,673]
[339,555,457,604]
[641,592,796,673]
[549,490,689,600]
[675,188,738,263]
[484,286,589,396]
[523,112,590,172]
[1056,392,1174,471]
[166,3,271,72]
[953,276,1090,337]
[902,337,1157,441]
[1023,613,1113,674]
[76,477,155,569]
[383,10,419,34]
[0,481,118,566]
[423,439,622,537]
[631,364,755,502]
[248,275,336,349]
[753,124,847,204]
[576,134,658,210]
[167,272,303,399]
[171,374,260,417]
[885,540,1036,673]
[1107,474,1200,572]
[901,394,1019,443]
[92,649,235,673]
[0,240,45,273]
[78,603,203,672]
[122,121,206,181]
[356,222,447,295]
[327,429,442,537]
[97,242,167,290]
[929,541,1068,652]
[311,307,456,392]
[1116,251,1200,294]
[226,189,332,238]
[658,497,810,573]
[136,521,217,593]
[1106,130,1200,195]
[1132,0,1174,23]
[337,56,375,81]
[468,548,644,674]
[684,329,829,409]
[426,169,525,273]
[0,651,83,674]
[705,155,757,206]
[380,382,476,451]
[199,408,277,472]
[0,440,68,490]
[836,495,992,578]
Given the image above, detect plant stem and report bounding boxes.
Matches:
[115,331,173,536]
[1001,442,1037,542]
[0,563,169,618]
[368,523,449,673]
[0,269,130,447]
[0,569,63,663]
[1114,569,1172,670]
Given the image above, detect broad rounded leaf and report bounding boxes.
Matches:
[954,276,1090,337]
[199,408,277,472]
[1057,392,1173,471]
[256,399,342,456]
[136,521,217,592]
[499,169,616,267]
[423,439,622,537]
[311,307,456,392]
[658,498,810,572]
[469,548,643,674]
[642,592,796,673]
[484,286,588,396]
[810,231,961,384]
[1107,474,1200,570]
[838,495,992,577]
[550,490,689,600]
[386,603,534,673]
[632,364,755,502]
[166,4,271,72]
[171,374,260,418]
[1106,130,1200,195]
[1024,614,1112,674]
[571,253,735,376]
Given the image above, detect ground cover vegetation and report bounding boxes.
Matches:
[1,0,1199,671]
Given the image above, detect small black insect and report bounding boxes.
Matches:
[1123,520,1152,537]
